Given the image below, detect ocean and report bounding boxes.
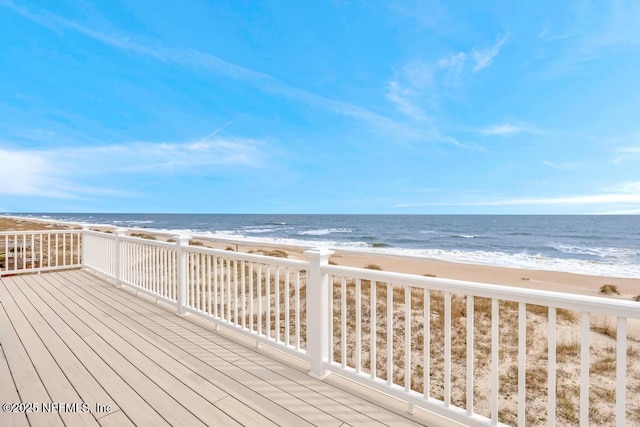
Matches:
[9,213,640,279]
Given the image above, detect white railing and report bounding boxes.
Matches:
[83,230,118,278]
[80,230,311,359]
[120,235,178,304]
[5,228,638,426]
[323,264,640,427]
[182,245,309,359]
[0,230,82,276]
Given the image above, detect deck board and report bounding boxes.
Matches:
[0,270,429,427]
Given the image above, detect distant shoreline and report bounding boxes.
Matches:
[2,214,639,299]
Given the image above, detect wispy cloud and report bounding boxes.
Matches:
[480,124,523,136]
[0,148,126,198]
[396,192,640,208]
[608,181,640,193]
[472,33,510,71]
[0,135,266,198]
[478,122,544,137]
[613,145,640,163]
[386,81,427,120]
[542,160,581,171]
[0,1,442,146]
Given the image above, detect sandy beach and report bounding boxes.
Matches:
[2,215,638,299]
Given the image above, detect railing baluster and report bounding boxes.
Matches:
[221,258,226,320]
[242,261,246,329]
[234,259,239,326]
[356,278,362,373]
[371,280,377,380]
[227,259,232,323]
[341,277,347,368]
[213,256,219,317]
[295,270,300,350]
[616,317,627,427]
[249,262,254,331]
[200,254,206,312]
[444,291,451,406]
[257,265,262,335]
[424,289,430,399]
[580,311,589,427]
[404,285,411,393]
[518,302,526,426]
[207,256,212,315]
[275,267,280,339]
[266,266,271,338]
[284,267,290,345]
[329,275,334,361]
[467,296,475,416]
[387,282,393,386]
[548,307,557,427]
[491,298,499,425]
[31,234,34,269]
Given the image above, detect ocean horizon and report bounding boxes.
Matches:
[6,213,640,279]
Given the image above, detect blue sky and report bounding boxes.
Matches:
[1,1,640,214]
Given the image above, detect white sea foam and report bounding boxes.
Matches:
[354,246,640,279]
[112,220,155,225]
[298,228,354,236]
[242,228,276,234]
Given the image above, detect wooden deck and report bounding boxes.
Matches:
[0,270,437,427]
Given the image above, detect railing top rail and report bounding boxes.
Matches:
[83,229,117,238]
[324,264,640,318]
[0,229,81,236]
[120,235,176,250]
[185,245,309,269]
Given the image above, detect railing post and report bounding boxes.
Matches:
[81,226,89,269]
[304,248,334,380]
[176,235,191,316]
[115,228,126,287]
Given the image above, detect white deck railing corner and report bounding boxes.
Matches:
[175,234,192,316]
[304,248,335,379]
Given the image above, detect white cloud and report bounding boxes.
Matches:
[0,149,70,197]
[481,124,523,135]
[542,161,580,171]
[472,33,510,71]
[478,122,543,136]
[609,181,640,193]
[386,81,427,120]
[620,147,640,153]
[396,192,640,208]
[0,135,266,198]
[437,52,467,69]
[612,145,640,163]
[436,52,467,87]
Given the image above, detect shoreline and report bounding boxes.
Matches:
[2,214,639,300]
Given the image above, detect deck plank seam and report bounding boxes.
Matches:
[74,270,423,426]
[25,274,181,427]
[35,273,217,427]
[58,274,318,426]
[77,269,263,360]
[10,274,131,424]
[0,279,74,426]
[59,271,338,426]
[67,270,417,426]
